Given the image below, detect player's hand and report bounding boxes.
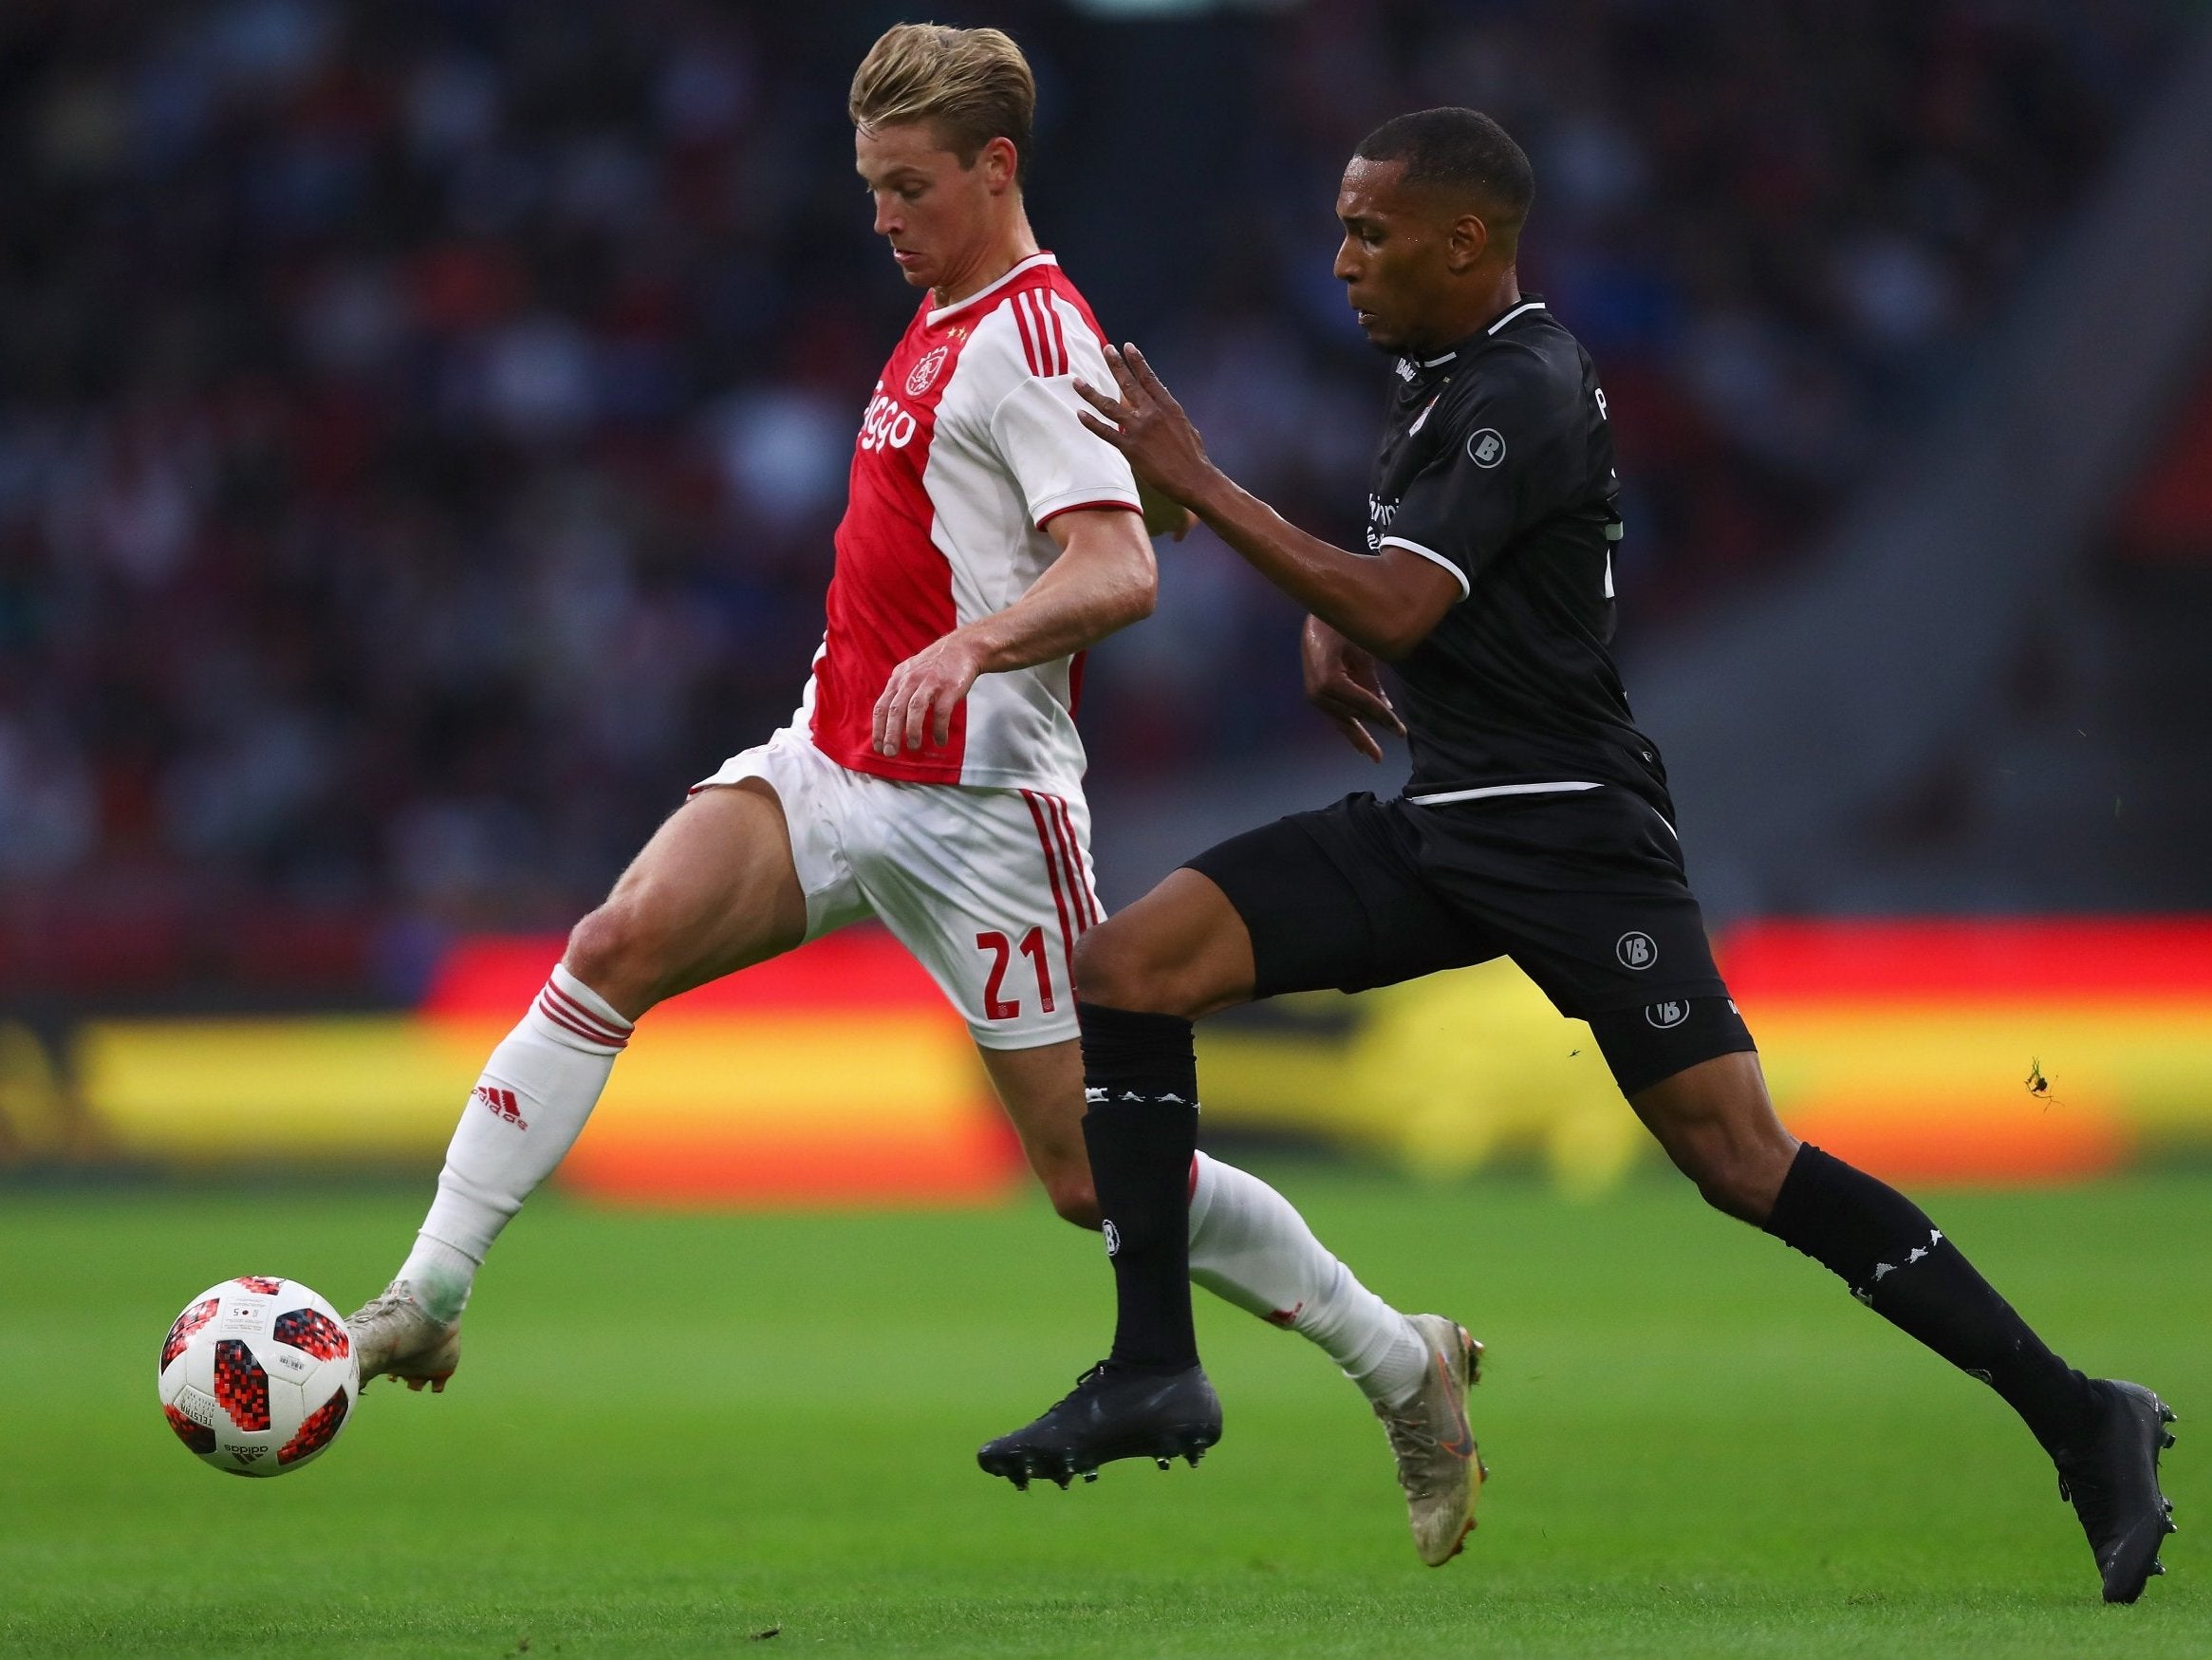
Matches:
[1301,614,1405,763]
[1075,345,1217,512]
[873,632,987,757]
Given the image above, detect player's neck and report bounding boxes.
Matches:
[1415,270,1522,356]
[931,208,1041,310]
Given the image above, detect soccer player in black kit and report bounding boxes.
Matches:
[977,108,2178,1601]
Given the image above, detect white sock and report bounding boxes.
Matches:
[1185,1151,1430,1407]
[396,1234,478,1324]
[404,963,634,1321]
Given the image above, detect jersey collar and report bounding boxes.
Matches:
[926,252,1059,326]
[1395,295,1550,382]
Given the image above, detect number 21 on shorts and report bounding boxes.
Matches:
[976,928,1054,1019]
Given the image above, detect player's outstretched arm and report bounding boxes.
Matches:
[871,507,1155,758]
[1074,345,1459,662]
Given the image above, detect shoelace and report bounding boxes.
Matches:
[349,1289,453,1364]
[1377,1407,1447,1498]
[2057,1469,2114,1511]
[353,1291,431,1331]
[1039,1361,1113,1416]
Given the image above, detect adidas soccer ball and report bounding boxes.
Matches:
[157,1277,358,1477]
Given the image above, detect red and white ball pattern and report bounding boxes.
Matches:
[157,1278,359,1477]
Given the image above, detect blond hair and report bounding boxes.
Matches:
[849,24,1036,184]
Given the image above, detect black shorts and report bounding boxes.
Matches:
[1183,788,1755,1096]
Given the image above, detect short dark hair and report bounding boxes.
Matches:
[1354,108,1534,241]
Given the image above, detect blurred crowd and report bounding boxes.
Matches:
[0,0,2184,993]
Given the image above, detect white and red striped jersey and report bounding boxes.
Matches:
[805,252,1141,794]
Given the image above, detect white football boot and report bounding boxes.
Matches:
[346,1280,462,1392]
[1374,1313,1486,1565]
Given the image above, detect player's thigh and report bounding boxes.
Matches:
[1070,867,1258,1019]
[976,1039,1100,1225]
[852,780,1095,1049]
[1149,793,1492,1013]
[569,779,809,1013]
[1428,791,1755,1097]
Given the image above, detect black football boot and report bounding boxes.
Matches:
[2054,1378,2178,1603]
[978,1362,1222,1490]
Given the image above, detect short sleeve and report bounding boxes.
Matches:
[1379,362,1556,602]
[982,298,1142,528]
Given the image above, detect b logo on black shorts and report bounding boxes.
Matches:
[1645,999,1690,1029]
[1616,931,1658,970]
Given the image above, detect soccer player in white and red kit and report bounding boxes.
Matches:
[347,24,1479,1559]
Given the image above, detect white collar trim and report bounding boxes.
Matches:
[1487,299,1547,334]
[927,252,1059,325]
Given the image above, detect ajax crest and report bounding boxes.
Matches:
[905,346,950,397]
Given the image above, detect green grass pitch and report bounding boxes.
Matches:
[4,1166,2206,1657]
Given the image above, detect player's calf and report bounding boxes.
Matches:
[1041,1172,1102,1229]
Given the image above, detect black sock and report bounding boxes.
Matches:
[1078,1001,1201,1373]
[1764,1144,2095,1454]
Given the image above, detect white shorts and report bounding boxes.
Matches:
[694,725,1102,1049]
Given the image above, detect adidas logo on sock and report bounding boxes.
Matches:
[474,1085,528,1129]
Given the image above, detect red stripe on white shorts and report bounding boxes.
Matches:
[1021,789,1080,998]
[1042,793,1097,928]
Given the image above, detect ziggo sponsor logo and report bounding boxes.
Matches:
[860,385,920,452]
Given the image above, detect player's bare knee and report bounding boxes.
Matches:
[1690,1117,1795,1222]
[1071,923,1185,1016]
[1673,1135,1780,1224]
[1693,1171,1764,1225]
[563,902,665,1014]
[1069,923,1131,1002]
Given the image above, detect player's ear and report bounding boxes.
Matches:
[978,135,1020,195]
[1445,211,1491,273]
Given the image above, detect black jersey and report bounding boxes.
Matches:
[1363,297,1668,810]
